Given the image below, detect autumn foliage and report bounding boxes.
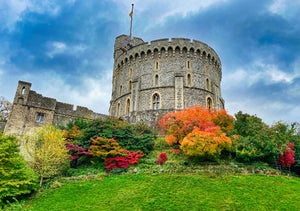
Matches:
[158,106,233,160]
[156,152,168,164]
[104,150,144,171]
[278,142,296,168]
[181,127,231,160]
[159,105,234,146]
[89,137,126,160]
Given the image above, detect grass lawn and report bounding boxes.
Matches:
[23,174,300,210]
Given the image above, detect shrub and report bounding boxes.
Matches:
[104,150,144,171]
[89,137,126,160]
[65,142,90,168]
[277,142,296,168]
[0,133,38,206]
[158,105,234,146]
[68,118,155,155]
[25,125,70,186]
[180,127,232,161]
[156,152,167,164]
[232,114,299,164]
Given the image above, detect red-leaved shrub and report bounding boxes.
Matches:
[278,142,296,168]
[156,152,167,164]
[104,150,144,171]
[65,142,90,161]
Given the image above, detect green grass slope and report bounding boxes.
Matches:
[23,174,300,211]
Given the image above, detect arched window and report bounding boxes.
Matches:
[206,78,210,90]
[21,87,25,95]
[126,99,130,115]
[154,61,159,70]
[128,80,132,91]
[117,102,120,117]
[119,85,122,96]
[187,74,191,86]
[207,97,213,110]
[155,74,159,86]
[152,94,160,110]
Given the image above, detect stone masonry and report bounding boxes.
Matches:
[4,81,107,137]
[109,35,225,126]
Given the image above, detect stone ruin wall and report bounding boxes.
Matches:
[110,35,225,126]
[4,81,107,137]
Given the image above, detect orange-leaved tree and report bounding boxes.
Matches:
[158,105,234,146]
[89,137,126,160]
[181,127,232,160]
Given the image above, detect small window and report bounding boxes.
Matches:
[154,61,159,70]
[128,81,132,91]
[205,65,208,75]
[153,94,160,110]
[129,68,133,78]
[187,60,191,70]
[120,85,122,96]
[21,87,25,95]
[36,113,44,123]
[126,99,130,115]
[187,74,191,86]
[117,103,120,117]
[206,78,210,90]
[155,75,159,86]
[207,97,213,110]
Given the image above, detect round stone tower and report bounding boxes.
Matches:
[109,35,224,126]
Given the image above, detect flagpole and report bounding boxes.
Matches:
[130,4,134,41]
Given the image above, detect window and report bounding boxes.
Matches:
[205,65,208,75]
[117,103,120,117]
[126,99,130,115]
[21,87,25,95]
[155,75,159,86]
[154,61,159,70]
[36,113,44,123]
[129,68,133,78]
[187,60,191,70]
[152,94,160,110]
[206,78,210,90]
[120,85,122,96]
[128,80,132,91]
[187,74,191,86]
[207,97,213,110]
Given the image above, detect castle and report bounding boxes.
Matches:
[4,35,224,136]
[109,35,224,126]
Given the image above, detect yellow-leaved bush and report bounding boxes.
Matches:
[180,127,232,160]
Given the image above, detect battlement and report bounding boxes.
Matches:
[114,37,221,70]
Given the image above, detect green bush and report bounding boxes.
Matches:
[232,112,299,164]
[0,132,38,206]
[66,118,156,155]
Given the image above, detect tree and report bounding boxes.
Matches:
[0,132,38,206]
[26,125,69,186]
[0,97,12,121]
[158,105,234,146]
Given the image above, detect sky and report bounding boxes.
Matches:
[0,0,299,125]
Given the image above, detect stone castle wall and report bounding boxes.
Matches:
[0,120,6,131]
[109,35,224,126]
[4,81,107,137]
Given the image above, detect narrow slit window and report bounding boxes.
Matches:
[120,85,122,96]
[155,61,159,70]
[155,75,159,86]
[187,74,191,86]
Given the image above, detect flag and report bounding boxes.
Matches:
[129,4,133,18]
